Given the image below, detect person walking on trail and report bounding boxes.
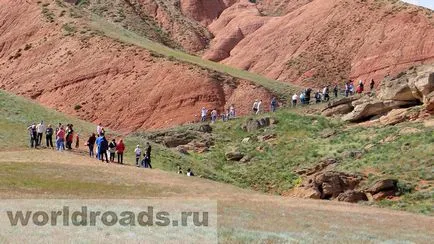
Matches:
[36,121,45,146]
[305,88,312,104]
[96,123,103,136]
[108,139,117,162]
[134,145,141,167]
[333,85,338,98]
[356,80,364,94]
[270,97,278,112]
[257,100,262,114]
[95,134,103,160]
[292,93,298,107]
[349,81,354,96]
[300,92,305,105]
[56,126,65,151]
[65,124,74,150]
[315,90,322,103]
[211,108,218,123]
[229,104,235,119]
[252,100,259,114]
[27,124,38,148]
[116,139,125,164]
[323,86,330,102]
[345,82,350,97]
[200,107,207,122]
[98,135,109,163]
[370,79,375,91]
[86,133,96,157]
[46,124,54,149]
[143,142,152,168]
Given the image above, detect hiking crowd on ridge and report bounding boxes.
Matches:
[26,79,375,175]
[198,79,375,122]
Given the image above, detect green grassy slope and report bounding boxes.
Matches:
[0,90,188,171]
[0,90,96,149]
[134,108,434,215]
[1,90,433,214]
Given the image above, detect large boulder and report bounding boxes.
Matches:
[198,124,213,133]
[365,179,398,194]
[426,91,434,112]
[378,75,416,101]
[163,133,195,147]
[342,99,414,122]
[289,187,321,199]
[322,103,354,117]
[337,190,368,203]
[378,108,410,125]
[378,65,434,104]
[313,171,362,199]
[409,66,434,101]
[241,117,271,132]
[225,151,245,161]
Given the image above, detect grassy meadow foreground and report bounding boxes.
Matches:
[0,90,433,242]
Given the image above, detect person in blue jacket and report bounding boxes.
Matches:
[96,134,109,163]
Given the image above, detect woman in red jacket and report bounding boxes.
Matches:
[116,139,125,164]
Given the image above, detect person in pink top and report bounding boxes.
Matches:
[56,126,65,152]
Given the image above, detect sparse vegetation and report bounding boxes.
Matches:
[62,23,77,36]
[128,108,433,215]
[41,4,55,23]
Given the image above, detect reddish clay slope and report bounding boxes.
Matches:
[204,0,434,86]
[0,0,271,132]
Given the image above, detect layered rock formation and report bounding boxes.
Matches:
[0,0,272,131]
[322,64,434,123]
[203,0,434,86]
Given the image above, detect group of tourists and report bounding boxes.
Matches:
[27,121,79,151]
[200,104,237,123]
[199,97,281,123]
[26,121,152,168]
[291,79,376,107]
[134,142,152,168]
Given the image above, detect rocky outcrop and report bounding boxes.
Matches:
[290,159,367,202]
[321,103,353,117]
[290,162,403,203]
[365,179,398,201]
[341,98,416,122]
[378,65,434,103]
[426,91,434,112]
[337,190,368,203]
[146,124,214,152]
[225,151,245,161]
[241,117,272,132]
[323,64,434,122]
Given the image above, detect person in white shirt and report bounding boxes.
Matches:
[256,100,262,114]
[292,93,298,107]
[36,121,45,146]
[201,107,207,122]
[96,123,103,136]
[186,168,194,177]
[211,109,217,123]
[134,145,141,167]
[252,100,259,114]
